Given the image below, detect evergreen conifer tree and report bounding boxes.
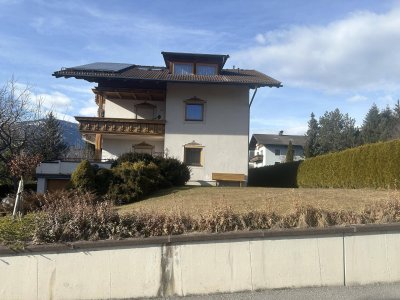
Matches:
[33,112,68,160]
[285,141,294,162]
[361,103,381,144]
[304,112,319,157]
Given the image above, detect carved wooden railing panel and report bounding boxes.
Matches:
[75,117,165,136]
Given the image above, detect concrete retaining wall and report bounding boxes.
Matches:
[1,224,400,299]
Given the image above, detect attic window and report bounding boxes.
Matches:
[173,63,193,75]
[196,64,217,75]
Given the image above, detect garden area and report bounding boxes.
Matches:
[2,140,400,249]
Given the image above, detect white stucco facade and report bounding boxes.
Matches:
[49,52,281,187]
[164,83,249,183]
[252,144,304,167]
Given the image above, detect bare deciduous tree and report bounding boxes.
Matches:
[0,78,43,187]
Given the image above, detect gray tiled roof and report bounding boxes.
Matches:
[250,134,307,149]
[53,64,282,87]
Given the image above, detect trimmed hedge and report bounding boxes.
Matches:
[298,140,400,188]
[248,161,301,188]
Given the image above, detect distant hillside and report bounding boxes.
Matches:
[58,120,84,147]
[24,119,84,148]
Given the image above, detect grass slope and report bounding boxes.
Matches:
[116,186,399,215]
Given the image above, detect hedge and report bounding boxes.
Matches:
[297,140,400,189]
[248,161,301,188]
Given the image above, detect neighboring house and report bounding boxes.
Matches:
[38,51,280,188]
[249,133,306,167]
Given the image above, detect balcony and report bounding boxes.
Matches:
[75,117,165,136]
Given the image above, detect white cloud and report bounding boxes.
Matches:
[78,98,98,116]
[347,94,368,103]
[36,91,72,109]
[233,8,400,93]
[255,33,267,44]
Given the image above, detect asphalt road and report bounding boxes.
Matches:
[153,283,400,300]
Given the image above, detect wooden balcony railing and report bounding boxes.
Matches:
[75,117,165,136]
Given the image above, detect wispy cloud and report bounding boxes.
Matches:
[78,98,98,117]
[233,7,400,93]
[347,94,368,103]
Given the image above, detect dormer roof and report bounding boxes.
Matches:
[161,51,229,72]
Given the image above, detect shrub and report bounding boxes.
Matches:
[112,152,156,167]
[156,157,190,186]
[0,184,13,198]
[108,162,162,204]
[33,191,118,243]
[248,161,301,187]
[94,168,113,195]
[70,160,96,192]
[297,140,400,188]
[1,190,400,245]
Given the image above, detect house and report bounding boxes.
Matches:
[44,51,281,187]
[249,132,306,168]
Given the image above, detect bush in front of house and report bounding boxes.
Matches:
[155,157,191,187]
[112,152,156,167]
[70,153,191,204]
[297,139,400,188]
[70,160,96,192]
[107,161,163,204]
[248,161,301,188]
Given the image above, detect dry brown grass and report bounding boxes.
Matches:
[116,186,400,216]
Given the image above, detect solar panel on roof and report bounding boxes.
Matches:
[68,62,134,72]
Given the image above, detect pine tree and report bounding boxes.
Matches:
[361,103,381,144]
[318,108,357,153]
[304,112,319,157]
[285,140,294,162]
[378,106,395,141]
[32,112,68,160]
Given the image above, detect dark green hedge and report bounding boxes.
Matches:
[298,140,400,188]
[248,161,301,188]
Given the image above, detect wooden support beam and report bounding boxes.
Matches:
[95,133,102,160]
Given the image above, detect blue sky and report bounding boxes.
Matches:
[1,0,400,135]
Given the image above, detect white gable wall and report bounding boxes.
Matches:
[164,83,249,184]
[253,144,304,167]
[104,98,165,120]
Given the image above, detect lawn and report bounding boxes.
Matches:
[116,186,400,215]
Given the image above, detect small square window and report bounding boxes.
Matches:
[174,63,193,75]
[185,103,203,121]
[196,64,217,75]
[275,149,280,156]
[184,147,202,166]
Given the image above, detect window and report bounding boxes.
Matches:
[185,103,204,121]
[196,64,217,75]
[184,141,204,167]
[275,149,280,156]
[274,162,280,165]
[173,63,193,75]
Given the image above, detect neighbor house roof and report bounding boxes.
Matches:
[249,134,307,150]
[53,52,282,88]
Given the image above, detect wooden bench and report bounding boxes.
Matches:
[212,173,246,187]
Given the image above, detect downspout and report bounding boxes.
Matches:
[248,87,258,186]
[249,87,258,108]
